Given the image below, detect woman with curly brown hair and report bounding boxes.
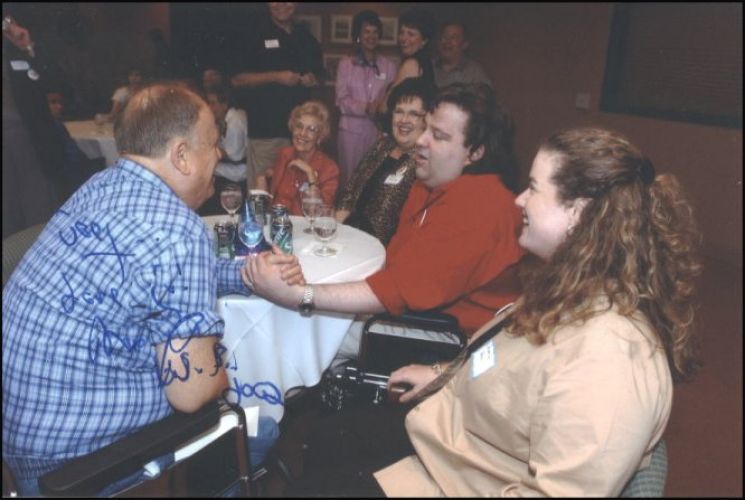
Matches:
[279,127,702,497]
[376,127,702,496]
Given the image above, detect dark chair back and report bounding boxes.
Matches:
[2,223,45,286]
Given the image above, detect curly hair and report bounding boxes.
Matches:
[287,100,331,143]
[510,128,702,381]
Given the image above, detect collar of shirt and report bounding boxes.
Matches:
[115,157,182,201]
[353,50,381,74]
[435,56,469,73]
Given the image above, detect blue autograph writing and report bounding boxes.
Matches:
[57,212,133,282]
[223,376,283,406]
[61,272,123,314]
[59,211,244,391]
[88,316,150,363]
[155,312,207,386]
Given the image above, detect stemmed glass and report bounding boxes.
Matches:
[301,190,323,234]
[313,205,338,257]
[220,183,243,224]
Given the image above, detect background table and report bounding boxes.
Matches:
[203,215,386,422]
[64,120,118,167]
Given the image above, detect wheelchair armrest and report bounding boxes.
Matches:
[366,310,465,343]
[39,401,221,496]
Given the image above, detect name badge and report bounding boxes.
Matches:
[10,60,30,71]
[264,39,280,49]
[470,340,496,378]
[383,167,407,185]
[375,72,387,80]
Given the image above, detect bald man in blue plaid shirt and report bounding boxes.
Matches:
[2,83,304,496]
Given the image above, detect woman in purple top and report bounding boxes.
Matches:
[335,10,397,188]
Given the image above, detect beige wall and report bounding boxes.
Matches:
[458,3,742,267]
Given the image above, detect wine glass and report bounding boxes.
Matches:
[313,205,337,257]
[237,219,264,253]
[220,183,243,223]
[301,191,323,234]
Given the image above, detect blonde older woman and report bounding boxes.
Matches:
[263,101,340,215]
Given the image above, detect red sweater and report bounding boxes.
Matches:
[270,147,340,215]
[366,174,524,335]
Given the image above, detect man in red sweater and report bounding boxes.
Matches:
[245,84,523,352]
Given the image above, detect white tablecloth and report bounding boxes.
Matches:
[64,120,119,167]
[202,215,386,422]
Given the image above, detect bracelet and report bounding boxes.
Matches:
[431,362,443,376]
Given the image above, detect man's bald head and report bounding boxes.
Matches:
[115,84,206,159]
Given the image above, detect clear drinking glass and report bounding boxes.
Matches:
[313,205,337,257]
[220,184,243,223]
[301,191,323,234]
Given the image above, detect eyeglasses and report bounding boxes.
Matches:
[392,109,426,120]
[293,122,320,134]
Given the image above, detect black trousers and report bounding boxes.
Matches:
[284,403,415,497]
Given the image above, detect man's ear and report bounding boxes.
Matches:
[467,144,485,164]
[170,139,190,175]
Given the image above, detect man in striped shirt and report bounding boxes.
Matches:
[2,83,301,495]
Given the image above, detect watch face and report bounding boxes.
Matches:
[300,302,313,315]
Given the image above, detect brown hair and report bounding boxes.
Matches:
[114,83,203,158]
[510,128,702,381]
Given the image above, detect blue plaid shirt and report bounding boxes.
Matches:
[2,159,249,480]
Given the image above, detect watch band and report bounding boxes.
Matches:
[299,285,315,314]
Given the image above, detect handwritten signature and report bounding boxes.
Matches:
[223,376,283,406]
[57,211,133,282]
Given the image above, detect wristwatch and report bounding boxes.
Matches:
[299,285,315,316]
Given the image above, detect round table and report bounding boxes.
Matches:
[202,215,386,422]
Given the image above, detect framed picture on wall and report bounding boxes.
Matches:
[330,15,353,43]
[380,17,399,46]
[296,15,322,43]
[323,53,344,85]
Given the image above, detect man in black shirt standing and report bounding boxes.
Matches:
[230,2,325,191]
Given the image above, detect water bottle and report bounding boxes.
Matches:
[234,199,270,257]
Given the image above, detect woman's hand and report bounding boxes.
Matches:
[388,363,442,404]
[288,159,318,184]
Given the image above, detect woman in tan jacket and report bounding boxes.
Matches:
[283,127,701,497]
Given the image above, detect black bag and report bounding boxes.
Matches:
[320,310,466,411]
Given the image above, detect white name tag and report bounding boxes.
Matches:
[470,340,496,378]
[264,39,280,49]
[375,72,387,80]
[383,167,407,185]
[10,60,30,71]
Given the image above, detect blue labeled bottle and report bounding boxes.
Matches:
[234,199,270,257]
